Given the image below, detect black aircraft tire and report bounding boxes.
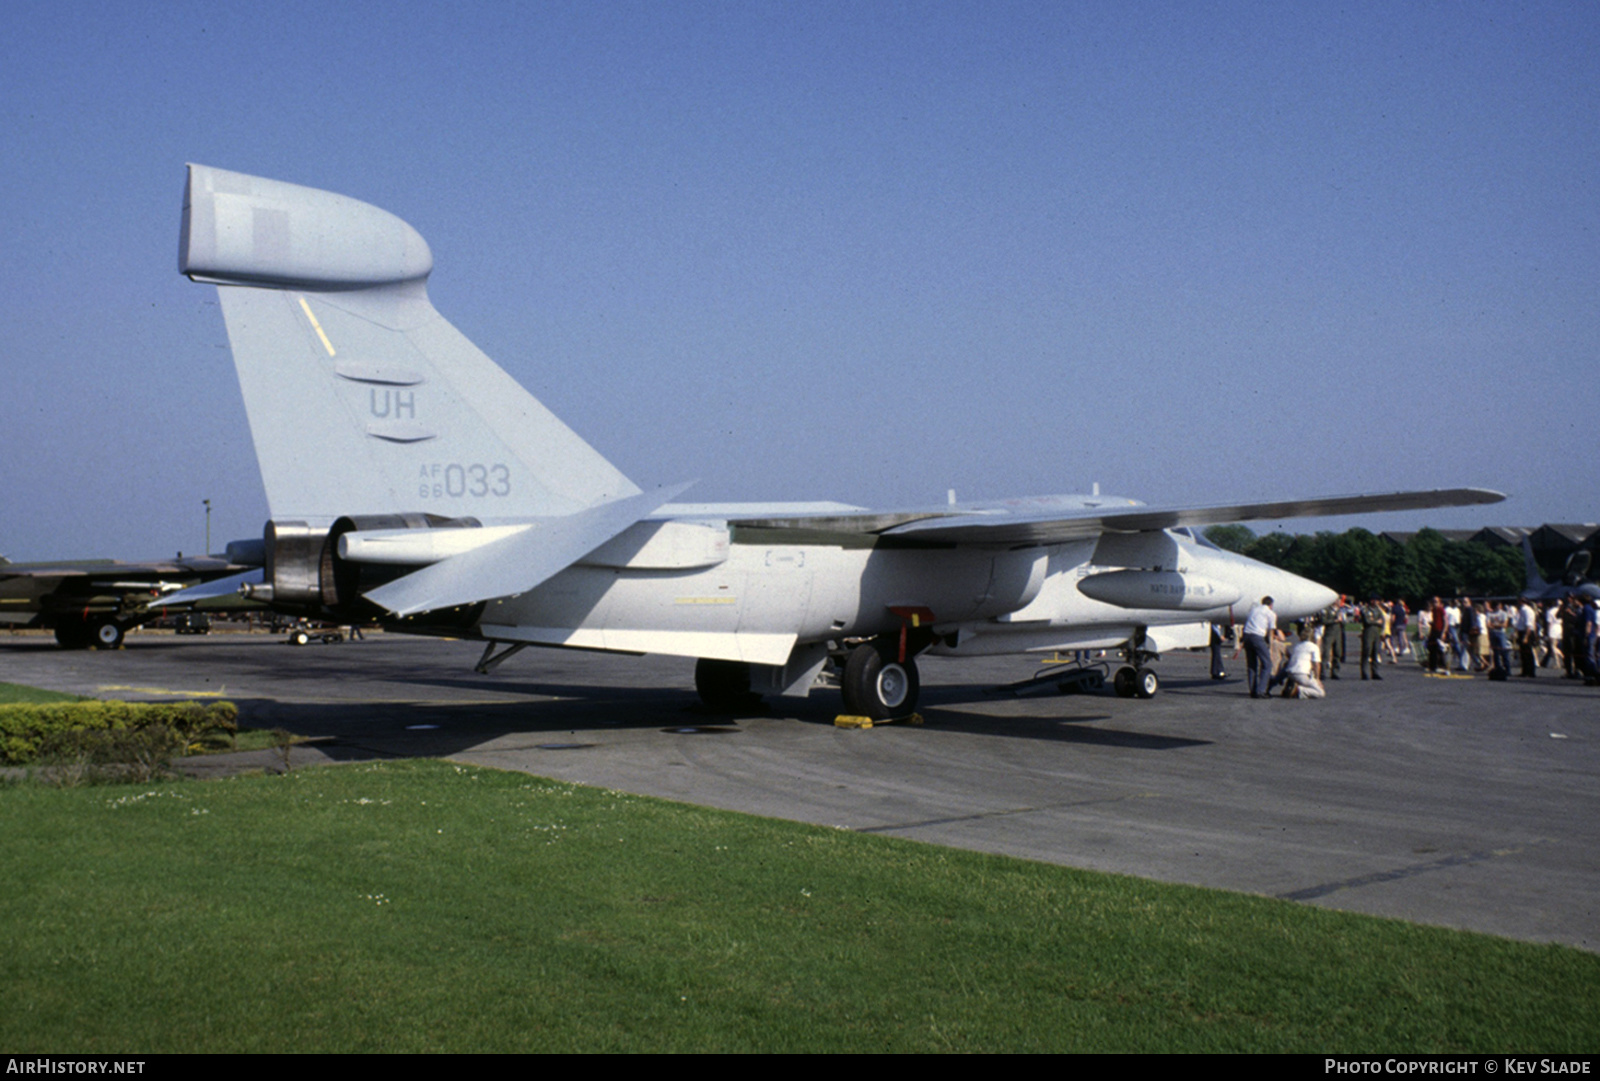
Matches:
[1134,666,1159,699]
[695,658,761,712]
[1112,666,1138,698]
[843,640,920,720]
[90,619,125,650]
[54,621,91,650]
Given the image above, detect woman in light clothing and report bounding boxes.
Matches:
[1544,602,1564,669]
[1473,603,1492,671]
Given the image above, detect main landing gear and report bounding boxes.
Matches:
[692,632,927,720]
[840,636,921,721]
[53,616,126,650]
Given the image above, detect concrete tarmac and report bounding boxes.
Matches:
[4,629,1595,951]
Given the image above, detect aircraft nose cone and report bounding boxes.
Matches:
[1273,570,1338,620]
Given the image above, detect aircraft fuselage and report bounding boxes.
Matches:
[472,521,1333,670]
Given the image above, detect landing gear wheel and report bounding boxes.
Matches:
[695,658,762,712]
[289,630,311,646]
[842,640,920,720]
[1113,665,1138,698]
[90,619,125,650]
[54,621,91,650]
[1134,666,1159,699]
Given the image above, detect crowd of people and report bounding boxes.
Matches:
[1214,592,1600,700]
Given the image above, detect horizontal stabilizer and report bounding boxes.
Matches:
[139,568,264,608]
[366,483,695,617]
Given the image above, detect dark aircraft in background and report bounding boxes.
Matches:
[0,545,260,648]
[1521,539,1600,604]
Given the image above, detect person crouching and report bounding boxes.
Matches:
[1282,630,1326,699]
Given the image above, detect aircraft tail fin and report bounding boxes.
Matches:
[180,164,640,522]
[1521,537,1550,592]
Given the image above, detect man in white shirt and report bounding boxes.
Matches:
[1516,600,1538,677]
[1445,601,1467,671]
[1283,633,1325,698]
[1242,596,1277,699]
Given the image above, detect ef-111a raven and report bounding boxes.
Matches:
[168,165,1502,716]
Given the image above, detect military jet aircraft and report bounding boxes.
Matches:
[170,165,1502,717]
[1521,538,1600,604]
[0,547,259,648]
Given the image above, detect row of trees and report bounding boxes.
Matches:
[1202,526,1525,602]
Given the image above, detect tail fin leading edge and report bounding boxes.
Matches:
[1521,537,1549,593]
[181,164,639,522]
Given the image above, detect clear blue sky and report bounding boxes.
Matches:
[2,1,1595,560]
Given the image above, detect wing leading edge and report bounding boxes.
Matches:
[728,488,1506,546]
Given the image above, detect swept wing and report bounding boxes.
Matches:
[723,488,1504,546]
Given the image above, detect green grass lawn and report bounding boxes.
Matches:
[2,759,1595,1052]
[0,681,86,704]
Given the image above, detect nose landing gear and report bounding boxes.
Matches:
[1112,664,1159,699]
